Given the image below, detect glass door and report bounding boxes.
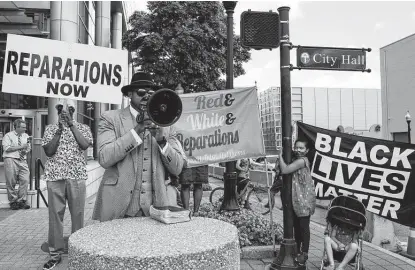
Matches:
[0,119,12,163]
[0,119,12,185]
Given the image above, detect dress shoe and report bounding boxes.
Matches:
[18,200,30,209]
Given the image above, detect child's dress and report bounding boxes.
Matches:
[292,157,316,217]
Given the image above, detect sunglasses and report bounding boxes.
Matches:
[56,105,75,113]
[134,89,155,97]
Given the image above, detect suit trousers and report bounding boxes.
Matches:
[4,158,29,203]
[47,179,86,260]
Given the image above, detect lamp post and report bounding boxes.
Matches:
[402,111,415,260]
[220,1,239,211]
[405,111,411,144]
[175,83,185,95]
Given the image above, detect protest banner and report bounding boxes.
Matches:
[297,122,415,227]
[175,87,265,167]
[1,34,127,104]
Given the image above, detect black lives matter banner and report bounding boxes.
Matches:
[1,34,127,104]
[297,122,415,227]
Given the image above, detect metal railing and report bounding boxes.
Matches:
[35,158,48,208]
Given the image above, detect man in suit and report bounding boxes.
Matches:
[92,72,186,222]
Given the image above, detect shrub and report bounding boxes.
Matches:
[197,201,283,248]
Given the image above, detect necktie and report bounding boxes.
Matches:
[18,134,25,160]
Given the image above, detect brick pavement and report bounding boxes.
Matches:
[0,196,98,270]
[0,177,414,270]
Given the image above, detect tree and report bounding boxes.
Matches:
[122,1,251,92]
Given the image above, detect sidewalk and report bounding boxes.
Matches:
[210,178,415,270]
[0,177,414,270]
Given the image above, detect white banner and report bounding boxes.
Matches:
[2,34,128,104]
[175,87,266,167]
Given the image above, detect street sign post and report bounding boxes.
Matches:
[295,46,371,72]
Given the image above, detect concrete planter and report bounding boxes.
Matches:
[69,217,240,270]
[241,245,279,259]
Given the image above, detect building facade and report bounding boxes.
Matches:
[258,87,382,154]
[258,87,303,154]
[0,1,131,186]
[380,33,415,143]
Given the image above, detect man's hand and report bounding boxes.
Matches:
[58,113,66,129]
[134,118,153,136]
[153,125,167,142]
[20,143,29,150]
[61,110,73,126]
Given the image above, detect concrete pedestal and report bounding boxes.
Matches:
[68,217,240,270]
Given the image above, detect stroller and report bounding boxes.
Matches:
[320,196,367,270]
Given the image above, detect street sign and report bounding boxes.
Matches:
[240,10,280,50]
[297,46,368,71]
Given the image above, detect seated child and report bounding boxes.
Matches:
[324,223,359,270]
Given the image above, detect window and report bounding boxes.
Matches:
[393,132,410,143]
[0,92,39,109]
[77,1,96,133]
[78,1,95,45]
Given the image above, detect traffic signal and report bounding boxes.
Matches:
[240,10,280,50]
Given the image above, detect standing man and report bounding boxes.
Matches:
[2,119,31,210]
[42,99,93,270]
[92,72,186,222]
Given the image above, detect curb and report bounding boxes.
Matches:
[316,199,329,210]
[241,245,279,259]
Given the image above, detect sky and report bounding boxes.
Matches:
[125,0,415,91]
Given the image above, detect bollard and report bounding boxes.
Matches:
[401,227,415,260]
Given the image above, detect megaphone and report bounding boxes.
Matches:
[140,88,183,127]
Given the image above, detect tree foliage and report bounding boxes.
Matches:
[122,1,251,92]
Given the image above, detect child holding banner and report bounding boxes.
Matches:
[279,139,316,266]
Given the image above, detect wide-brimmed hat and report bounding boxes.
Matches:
[55,98,76,111]
[121,72,157,96]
